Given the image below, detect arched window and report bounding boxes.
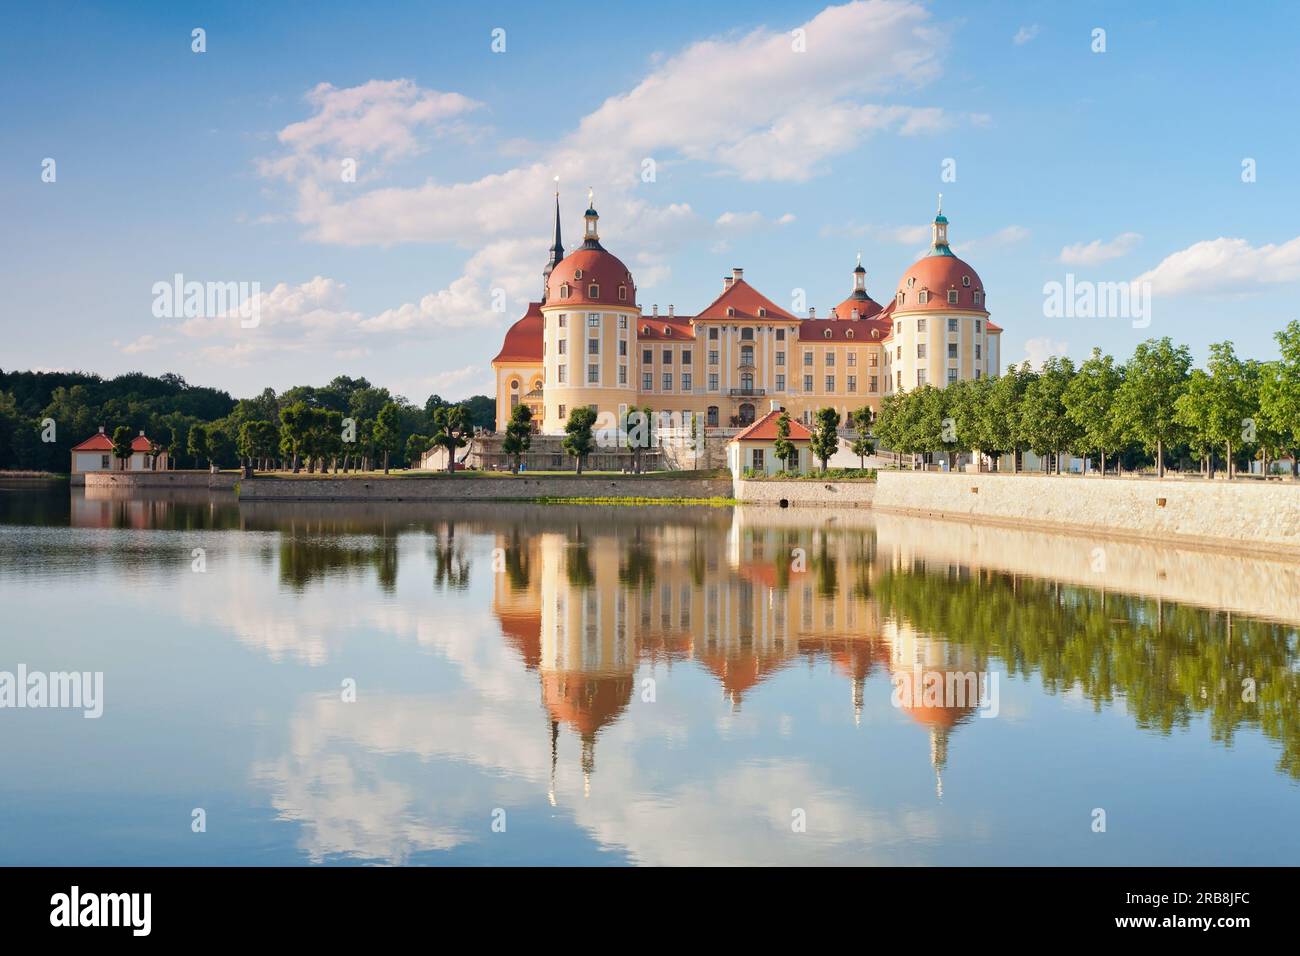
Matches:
[823,329,832,339]
[919,290,929,304]
[560,284,570,299]
[740,344,754,366]
[707,406,719,427]
[846,329,854,339]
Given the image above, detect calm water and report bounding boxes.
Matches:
[0,484,1297,865]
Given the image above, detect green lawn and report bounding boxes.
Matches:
[256,468,729,480]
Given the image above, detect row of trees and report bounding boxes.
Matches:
[872,328,1300,477]
[0,369,495,473]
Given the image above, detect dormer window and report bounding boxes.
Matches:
[947,290,959,304]
[823,329,832,339]
[589,284,599,298]
[896,292,904,305]
[641,325,649,334]
[757,307,767,317]
[846,329,854,339]
[974,291,983,305]
[663,326,671,335]
[962,276,971,287]
[726,307,736,316]
[918,291,929,304]
[618,286,627,301]
[871,329,880,339]
[907,278,915,289]
[575,269,583,280]
[560,284,570,299]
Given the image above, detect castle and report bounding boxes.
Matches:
[492,193,1001,435]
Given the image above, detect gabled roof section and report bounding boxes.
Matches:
[731,409,812,443]
[695,278,799,322]
[636,317,696,341]
[71,431,113,452]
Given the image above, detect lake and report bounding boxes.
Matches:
[0,484,1296,865]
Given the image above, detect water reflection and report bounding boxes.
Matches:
[1,489,1297,865]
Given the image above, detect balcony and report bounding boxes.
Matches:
[728,388,766,397]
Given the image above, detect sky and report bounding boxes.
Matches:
[3,0,1299,403]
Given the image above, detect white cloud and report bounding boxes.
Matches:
[1059,231,1141,266]
[258,1,955,248]
[117,334,167,354]
[1134,235,1300,295]
[423,365,493,400]
[1023,337,1069,369]
[1013,25,1040,45]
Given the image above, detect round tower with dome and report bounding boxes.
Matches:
[539,190,640,435]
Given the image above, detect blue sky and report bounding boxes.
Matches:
[3,0,1298,401]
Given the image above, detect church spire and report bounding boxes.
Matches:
[581,187,603,250]
[542,180,564,300]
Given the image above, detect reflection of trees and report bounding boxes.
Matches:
[811,534,838,599]
[875,564,1300,778]
[430,524,469,590]
[619,532,655,590]
[279,535,399,592]
[565,538,594,589]
[503,528,530,592]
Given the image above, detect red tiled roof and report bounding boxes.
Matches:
[695,277,798,322]
[130,435,156,451]
[492,303,544,364]
[894,254,987,314]
[71,431,113,451]
[546,247,636,308]
[636,317,696,341]
[830,292,883,321]
[731,409,812,443]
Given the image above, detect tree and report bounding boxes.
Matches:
[1175,341,1251,479]
[404,433,430,470]
[1259,320,1300,477]
[621,405,654,474]
[111,425,134,470]
[278,403,309,472]
[501,404,533,473]
[237,420,279,471]
[1114,337,1192,477]
[431,404,470,473]
[849,406,875,468]
[1064,348,1125,476]
[989,363,1036,472]
[372,402,403,474]
[563,406,597,474]
[773,410,797,472]
[186,422,212,469]
[1019,356,1079,473]
[810,406,840,473]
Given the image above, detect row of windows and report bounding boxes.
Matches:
[556,284,630,301]
[895,289,985,307]
[896,317,985,334]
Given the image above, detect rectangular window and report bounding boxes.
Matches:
[975,369,982,380]
[752,449,765,470]
[916,369,927,386]
[775,374,785,391]
[559,404,566,419]
[618,365,627,384]
[588,364,599,383]
[948,343,958,359]
[847,375,857,392]
[557,365,567,383]
[709,373,719,391]
[775,351,785,366]
[976,319,982,333]
[662,373,672,391]
[918,318,927,332]
[618,340,627,356]
[897,371,903,389]
[869,353,878,367]
[558,314,567,328]
[917,344,927,358]
[948,318,958,332]
[870,375,878,392]
[709,350,719,365]
[662,349,672,364]
[896,346,902,359]
[948,290,959,304]
[803,375,813,392]
[825,352,835,366]
[642,373,653,391]
[558,339,567,355]
[803,351,813,367]
[682,373,692,391]
[947,368,958,384]
[618,315,628,329]
[976,344,982,359]
[642,349,652,364]
[588,337,599,354]
[825,375,835,392]
[776,329,785,341]
[847,352,856,367]
[101,455,110,469]
[588,314,600,327]
[682,350,692,364]
[709,327,719,341]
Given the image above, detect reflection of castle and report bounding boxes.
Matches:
[491,513,981,797]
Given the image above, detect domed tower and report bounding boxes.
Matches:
[832,253,883,321]
[539,190,640,435]
[887,198,1000,394]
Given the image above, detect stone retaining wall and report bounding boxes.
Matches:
[237,475,733,501]
[873,471,1300,554]
[734,478,876,508]
[83,471,239,490]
